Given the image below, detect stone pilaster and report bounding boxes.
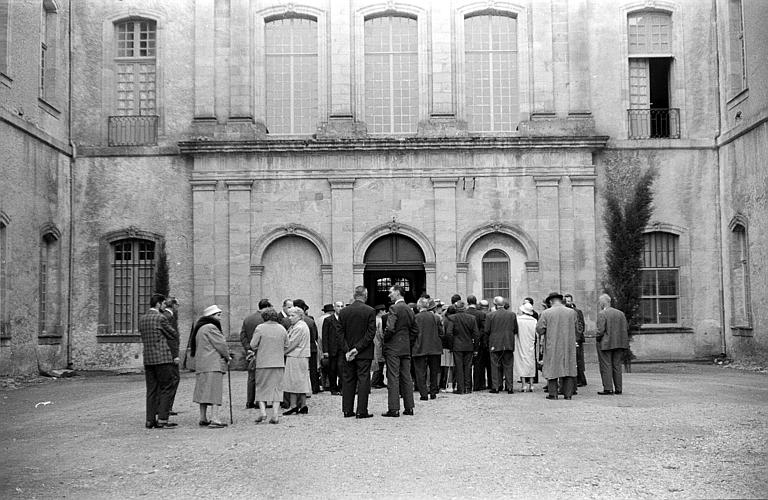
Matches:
[431,6,452,116]
[571,175,598,319]
[213,181,229,335]
[568,0,590,115]
[432,178,458,300]
[191,180,217,315]
[329,0,352,118]
[229,0,252,119]
[321,264,334,305]
[558,177,575,295]
[194,1,215,119]
[214,2,230,122]
[330,179,355,300]
[250,265,264,311]
[534,176,561,293]
[226,180,253,333]
[552,0,569,116]
[531,0,554,116]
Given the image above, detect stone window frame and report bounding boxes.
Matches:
[38,0,61,113]
[619,1,687,140]
[0,211,9,342]
[253,4,328,136]
[0,0,11,88]
[725,0,747,101]
[454,2,531,133]
[728,215,752,334]
[38,224,63,342]
[482,249,511,300]
[353,2,430,135]
[100,9,166,145]
[97,228,163,342]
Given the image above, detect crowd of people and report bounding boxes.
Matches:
[138,285,630,429]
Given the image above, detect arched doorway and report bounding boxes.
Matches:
[364,234,426,307]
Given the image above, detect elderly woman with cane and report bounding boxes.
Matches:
[190,305,231,428]
[250,307,288,424]
[281,306,312,415]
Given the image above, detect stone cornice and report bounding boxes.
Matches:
[178,136,609,155]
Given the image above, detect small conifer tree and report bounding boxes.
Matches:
[155,240,170,297]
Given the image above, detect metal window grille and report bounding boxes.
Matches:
[482,249,510,300]
[108,115,158,146]
[627,108,680,139]
[465,14,518,132]
[112,239,155,333]
[265,17,318,134]
[364,15,418,134]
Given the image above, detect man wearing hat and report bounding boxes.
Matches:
[536,292,579,399]
[322,301,345,395]
[239,298,271,409]
[484,296,518,393]
[413,297,444,400]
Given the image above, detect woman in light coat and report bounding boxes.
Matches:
[190,305,231,428]
[250,307,288,424]
[281,306,312,415]
[514,302,538,392]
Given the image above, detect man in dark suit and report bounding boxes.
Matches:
[447,300,480,394]
[564,294,587,388]
[322,301,345,395]
[484,296,518,393]
[279,298,293,329]
[239,298,270,409]
[336,286,376,418]
[382,284,418,417]
[465,295,487,391]
[596,293,629,395]
[139,293,178,429]
[160,297,180,416]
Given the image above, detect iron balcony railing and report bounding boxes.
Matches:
[108,115,159,146]
[627,108,680,139]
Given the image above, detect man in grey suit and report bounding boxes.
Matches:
[484,296,518,393]
[596,293,629,395]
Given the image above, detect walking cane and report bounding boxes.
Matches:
[227,359,233,425]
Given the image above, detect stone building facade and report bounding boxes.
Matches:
[0,0,765,374]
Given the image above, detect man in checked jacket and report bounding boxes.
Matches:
[139,293,179,429]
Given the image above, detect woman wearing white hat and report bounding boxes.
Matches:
[514,301,538,392]
[190,305,231,428]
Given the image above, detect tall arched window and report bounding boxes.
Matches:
[464,13,518,132]
[112,238,156,333]
[640,232,679,325]
[39,227,61,337]
[482,249,510,300]
[730,221,752,329]
[265,16,318,134]
[364,15,418,134]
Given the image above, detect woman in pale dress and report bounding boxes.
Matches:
[281,306,312,415]
[250,307,288,424]
[514,301,538,392]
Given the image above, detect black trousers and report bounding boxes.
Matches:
[342,358,372,415]
[576,344,587,386]
[169,363,180,410]
[473,345,491,390]
[413,354,441,398]
[385,352,414,412]
[370,361,386,387]
[246,368,256,407]
[548,376,575,398]
[327,353,344,392]
[309,351,320,393]
[452,351,473,394]
[145,363,175,423]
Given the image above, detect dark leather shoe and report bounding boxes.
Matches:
[429,394,436,399]
[452,390,464,394]
[145,421,156,429]
[614,391,622,395]
[169,411,178,416]
[283,407,299,415]
[298,406,308,414]
[331,391,341,396]
[343,411,355,418]
[564,396,572,400]
[507,389,514,394]
[381,410,400,417]
[545,395,558,400]
[577,383,587,387]
[356,413,374,419]
[403,409,414,416]
[419,396,428,401]
[598,390,614,395]
[156,421,178,428]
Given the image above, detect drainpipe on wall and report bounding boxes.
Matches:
[65,0,74,369]
[712,0,728,358]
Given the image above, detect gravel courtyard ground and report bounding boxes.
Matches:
[1,361,766,499]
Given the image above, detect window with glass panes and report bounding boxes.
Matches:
[265,17,318,134]
[640,232,679,325]
[115,20,156,116]
[464,14,518,132]
[482,249,510,300]
[364,15,418,134]
[730,224,752,327]
[628,12,671,54]
[112,239,155,333]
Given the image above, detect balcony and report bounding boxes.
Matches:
[627,108,680,139]
[108,115,158,146]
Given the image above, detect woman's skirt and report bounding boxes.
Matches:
[254,367,284,402]
[513,333,537,379]
[193,371,224,405]
[281,357,311,394]
[440,348,454,367]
